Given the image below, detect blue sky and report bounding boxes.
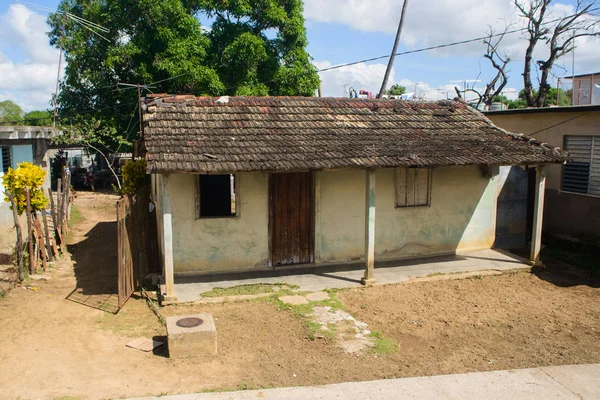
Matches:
[1,0,599,110]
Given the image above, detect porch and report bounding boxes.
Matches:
[173,249,528,303]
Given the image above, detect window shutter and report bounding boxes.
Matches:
[563,136,591,194]
[590,137,600,196]
[395,167,431,207]
[415,168,430,206]
[395,168,408,207]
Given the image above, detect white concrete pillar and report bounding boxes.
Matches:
[362,168,376,285]
[162,173,176,301]
[530,165,547,266]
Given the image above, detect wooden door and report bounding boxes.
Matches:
[269,172,314,266]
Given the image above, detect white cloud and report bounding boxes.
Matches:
[0,4,59,111]
[315,60,394,97]
[305,0,516,56]
[305,0,600,72]
[315,60,520,103]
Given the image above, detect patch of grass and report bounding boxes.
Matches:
[53,396,83,400]
[68,205,84,227]
[200,283,299,298]
[96,298,164,338]
[255,291,348,340]
[369,330,397,355]
[303,320,324,341]
[235,379,262,391]
[427,272,446,277]
[0,289,4,298]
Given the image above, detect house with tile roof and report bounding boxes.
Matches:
[142,95,566,302]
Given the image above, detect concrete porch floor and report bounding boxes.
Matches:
[174,249,529,303]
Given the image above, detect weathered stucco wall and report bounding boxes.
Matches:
[171,173,269,274]
[316,166,496,263]
[166,166,497,275]
[487,111,600,191]
[487,110,600,240]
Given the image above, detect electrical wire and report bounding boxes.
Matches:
[4,5,599,124]
[526,111,595,137]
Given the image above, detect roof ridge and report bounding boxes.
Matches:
[462,103,567,159]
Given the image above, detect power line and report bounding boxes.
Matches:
[526,111,594,137]
[4,6,598,125]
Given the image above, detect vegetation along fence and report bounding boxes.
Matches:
[116,186,159,308]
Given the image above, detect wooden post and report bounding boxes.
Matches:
[48,188,57,234]
[362,169,376,285]
[7,191,24,281]
[34,216,47,271]
[62,174,70,234]
[530,165,547,266]
[56,178,63,238]
[161,174,176,301]
[25,188,35,275]
[42,208,53,261]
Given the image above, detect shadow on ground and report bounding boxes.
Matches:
[66,221,119,312]
[510,241,600,288]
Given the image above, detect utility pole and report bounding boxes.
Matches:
[53,15,66,128]
[378,0,409,98]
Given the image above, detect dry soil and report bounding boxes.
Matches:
[0,192,598,400]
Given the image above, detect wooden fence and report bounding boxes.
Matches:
[116,186,159,308]
[7,172,72,281]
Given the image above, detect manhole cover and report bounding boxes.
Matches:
[176,317,204,328]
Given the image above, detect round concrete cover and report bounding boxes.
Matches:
[176,317,204,328]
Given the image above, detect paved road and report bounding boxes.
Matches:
[129,363,600,399]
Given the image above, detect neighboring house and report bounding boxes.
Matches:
[143,96,565,302]
[486,105,600,242]
[566,72,600,106]
[0,126,61,251]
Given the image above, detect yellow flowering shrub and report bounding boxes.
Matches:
[121,159,147,195]
[2,162,49,215]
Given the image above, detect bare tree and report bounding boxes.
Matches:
[480,26,512,107]
[515,0,600,107]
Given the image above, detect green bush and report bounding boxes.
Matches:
[2,162,49,215]
[121,159,147,195]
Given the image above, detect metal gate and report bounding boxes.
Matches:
[117,186,159,309]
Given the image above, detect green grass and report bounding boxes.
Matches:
[369,331,397,355]
[96,299,164,338]
[254,291,348,340]
[200,283,299,298]
[68,205,84,226]
[0,289,4,298]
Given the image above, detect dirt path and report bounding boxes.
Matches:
[0,192,598,400]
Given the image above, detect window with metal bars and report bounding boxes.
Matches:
[562,135,600,197]
[395,168,432,207]
[1,147,11,173]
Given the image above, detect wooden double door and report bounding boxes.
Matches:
[269,172,314,266]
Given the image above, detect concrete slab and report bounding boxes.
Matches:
[305,291,329,302]
[127,364,600,400]
[541,363,600,399]
[174,249,529,303]
[279,295,309,305]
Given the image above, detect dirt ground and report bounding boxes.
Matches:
[0,192,599,400]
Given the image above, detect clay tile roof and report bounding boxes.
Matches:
[143,95,567,173]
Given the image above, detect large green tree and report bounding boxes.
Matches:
[48,0,319,151]
[24,110,53,126]
[0,100,24,125]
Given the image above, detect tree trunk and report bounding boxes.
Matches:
[378,0,409,98]
[6,191,24,282]
[25,188,35,275]
[522,43,537,107]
